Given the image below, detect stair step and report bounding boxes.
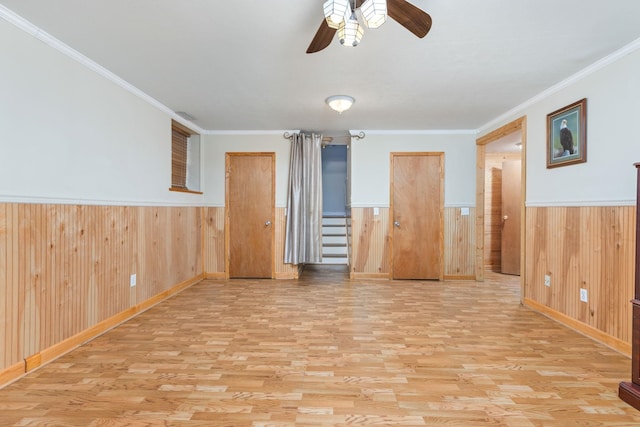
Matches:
[323,237,347,245]
[323,248,347,255]
[321,258,348,265]
[320,216,349,265]
[322,218,347,226]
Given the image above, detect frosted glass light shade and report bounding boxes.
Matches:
[323,0,351,29]
[361,0,387,28]
[326,95,355,114]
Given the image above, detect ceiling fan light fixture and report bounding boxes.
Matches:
[361,0,387,29]
[326,95,355,114]
[338,12,364,47]
[323,0,351,29]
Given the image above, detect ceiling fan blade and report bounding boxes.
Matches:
[306,19,337,54]
[387,0,432,39]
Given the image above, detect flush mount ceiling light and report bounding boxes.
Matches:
[326,95,355,114]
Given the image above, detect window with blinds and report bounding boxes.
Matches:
[171,127,189,189]
[170,120,202,194]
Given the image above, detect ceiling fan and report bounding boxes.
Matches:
[307,0,432,53]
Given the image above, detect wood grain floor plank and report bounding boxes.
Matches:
[0,265,639,425]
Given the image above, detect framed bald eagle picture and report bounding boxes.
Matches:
[546,98,587,168]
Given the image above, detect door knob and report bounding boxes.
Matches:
[394,221,401,227]
[265,220,272,227]
[503,215,509,221]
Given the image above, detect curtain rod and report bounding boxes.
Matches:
[282,131,365,141]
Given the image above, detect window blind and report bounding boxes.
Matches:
[171,127,189,189]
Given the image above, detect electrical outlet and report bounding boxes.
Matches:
[579,288,588,302]
[130,274,137,287]
[544,275,551,287]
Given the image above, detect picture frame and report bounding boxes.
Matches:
[546,98,587,168]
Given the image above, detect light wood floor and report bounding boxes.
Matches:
[1,266,639,426]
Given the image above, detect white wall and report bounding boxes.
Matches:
[201,134,292,207]
[0,18,202,206]
[202,133,476,208]
[480,43,640,206]
[350,133,477,207]
[13,2,638,211]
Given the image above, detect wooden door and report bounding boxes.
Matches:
[390,153,444,280]
[226,153,274,278]
[501,160,521,275]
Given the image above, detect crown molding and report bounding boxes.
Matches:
[5,4,640,138]
[357,129,477,135]
[479,36,640,134]
[205,130,299,136]
[0,5,205,134]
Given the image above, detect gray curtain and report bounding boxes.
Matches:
[284,132,323,264]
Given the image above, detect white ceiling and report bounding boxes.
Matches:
[3,0,640,133]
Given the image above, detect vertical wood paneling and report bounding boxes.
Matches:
[0,204,8,368]
[346,216,352,264]
[203,207,225,276]
[0,203,202,377]
[17,204,27,360]
[274,207,299,278]
[526,205,636,345]
[351,207,390,277]
[350,207,477,278]
[21,204,34,359]
[444,207,476,278]
[138,207,160,301]
[137,206,199,302]
[9,205,19,364]
[86,206,98,328]
[202,206,298,279]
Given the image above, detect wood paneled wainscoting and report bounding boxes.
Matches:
[274,207,301,279]
[350,207,475,279]
[204,205,476,281]
[0,203,203,388]
[202,206,225,277]
[525,205,636,355]
[202,206,300,280]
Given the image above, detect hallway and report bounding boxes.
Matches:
[0,271,638,426]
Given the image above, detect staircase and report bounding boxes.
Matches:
[321,216,348,264]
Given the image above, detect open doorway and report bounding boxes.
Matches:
[322,144,348,217]
[475,117,527,301]
[484,133,522,275]
[319,136,349,265]
[300,133,351,279]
